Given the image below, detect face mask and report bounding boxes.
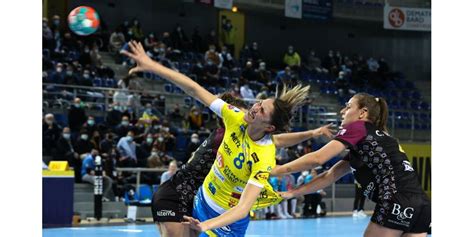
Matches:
[153,48,159,53]
[83,74,90,79]
[193,111,199,116]
[302,171,309,176]
[151,152,158,156]
[253,46,258,50]
[63,133,70,140]
[56,68,63,73]
[66,71,73,76]
[45,120,53,125]
[259,66,265,70]
[127,136,133,142]
[191,138,199,143]
[43,22,48,28]
[297,145,303,151]
[84,49,90,53]
[81,134,89,140]
[210,49,215,53]
[146,108,152,114]
[121,121,129,126]
[153,125,160,130]
[53,19,60,25]
[114,106,120,110]
[158,137,164,142]
[146,138,153,144]
[87,119,95,126]
[74,103,81,108]
[288,50,294,54]
[163,127,169,132]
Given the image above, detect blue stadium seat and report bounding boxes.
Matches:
[164,83,174,93]
[138,184,153,201]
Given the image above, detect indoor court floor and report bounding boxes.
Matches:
[42,216,432,237]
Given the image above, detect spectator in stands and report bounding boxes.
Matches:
[43,113,62,156]
[106,103,123,128]
[250,42,262,63]
[50,62,65,84]
[221,19,236,56]
[115,115,133,138]
[109,27,126,58]
[276,147,290,165]
[90,130,102,150]
[352,178,367,218]
[160,160,178,184]
[81,149,115,201]
[63,65,78,86]
[68,98,87,138]
[171,24,189,50]
[74,129,95,159]
[55,127,81,182]
[117,130,137,167]
[204,44,221,66]
[334,51,343,66]
[187,106,204,131]
[305,50,325,73]
[168,103,184,122]
[301,168,327,217]
[133,118,147,144]
[147,148,166,171]
[99,131,115,154]
[283,45,301,69]
[322,50,336,71]
[219,45,235,69]
[78,45,92,67]
[141,103,159,128]
[137,133,155,167]
[42,17,54,50]
[90,44,103,68]
[204,29,218,52]
[62,32,78,52]
[240,80,255,99]
[131,18,144,41]
[203,57,220,86]
[146,43,162,61]
[241,61,257,83]
[335,71,350,97]
[275,66,296,87]
[367,57,379,72]
[256,86,270,100]
[144,32,158,50]
[184,133,201,163]
[256,61,271,87]
[239,44,251,65]
[191,26,204,53]
[82,116,99,138]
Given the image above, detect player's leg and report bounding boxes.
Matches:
[364,221,403,237]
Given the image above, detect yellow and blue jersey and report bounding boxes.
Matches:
[202,99,282,212]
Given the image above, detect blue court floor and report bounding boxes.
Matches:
[43,216,431,237]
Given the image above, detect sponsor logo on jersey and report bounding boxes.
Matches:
[208,182,216,195]
[219,225,232,233]
[234,186,244,193]
[267,166,272,171]
[223,165,247,185]
[402,160,414,172]
[216,153,224,168]
[251,152,260,163]
[231,132,241,148]
[231,192,242,199]
[254,171,270,181]
[338,129,347,136]
[228,198,238,208]
[363,182,375,198]
[156,210,176,216]
[375,130,385,137]
[391,203,415,221]
[213,165,225,182]
[223,142,232,156]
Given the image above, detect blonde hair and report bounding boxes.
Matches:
[271,84,310,133]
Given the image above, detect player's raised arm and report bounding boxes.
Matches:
[121,40,217,107]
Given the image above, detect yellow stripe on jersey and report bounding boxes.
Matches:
[202,101,282,211]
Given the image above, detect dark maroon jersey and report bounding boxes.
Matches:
[335,121,425,203]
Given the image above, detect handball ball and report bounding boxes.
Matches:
[68,6,100,36]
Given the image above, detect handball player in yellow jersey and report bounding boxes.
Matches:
[122,41,323,236]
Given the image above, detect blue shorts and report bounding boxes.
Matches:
[193,187,250,237]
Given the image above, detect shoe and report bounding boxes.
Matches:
[358,210,367,218]
[352,210,358,217]
[285,213,294,219]
[102,197,110,202]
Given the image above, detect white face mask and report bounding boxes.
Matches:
[158,137,164,142]
[151,152,158,156]
[191,138,199,143]
[63,133,71,140]
[81,134,89,140]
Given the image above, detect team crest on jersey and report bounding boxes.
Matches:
[254,171,270,181]
[402,161,414,172]
[267,166,272,171]
[227,104,240,113]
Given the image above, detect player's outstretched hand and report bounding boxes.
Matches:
[120,40,155,75]
[312,123,337,139]
[278,191,295,200]
[182,215,209,232]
